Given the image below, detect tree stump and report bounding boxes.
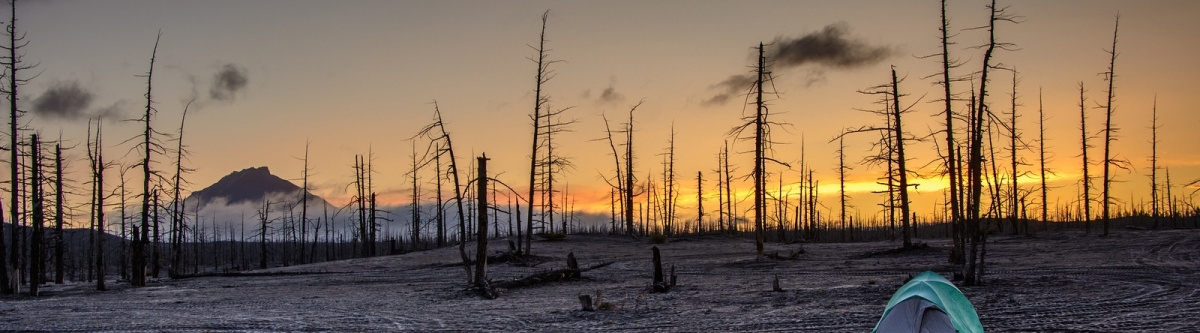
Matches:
[651,246,671,293]
[567,252,580,279]
[578,294,595,311]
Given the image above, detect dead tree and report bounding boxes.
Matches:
[965,0,1017,286]
[53,143,63,284]
[473,155,490,290]
[696,171,704,233]
[1149,96,1159,228]
[28,134,41,295]
[258,199,271,269]
[1077,82,1092,233]
[299,142,311,263]
[1100,15,1120,237]
[1038,89,1050,230]
[625,103,641,236]
[410,141,421,251]
[837,135,850,242]
[132,32,163,287]
[168,101,193,277]
[728,43,789,259]
[842,68,917,247]
[1008,68,1022,235]
[599,114,625,235]
[413,102,468,276]
[525,10,556,250]
[435,142,445,247]
[932,0,966,263]
[1,0,35,295]
[88,120,109,290]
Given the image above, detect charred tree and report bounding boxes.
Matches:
[1100,16,1119,237]
[93,125,107,291]
[169,101,193,277]
[132,32,163,287]
[1038,89,1049,231]
[473,154,490,291]
[53,143,63,284]
[28,134,41,296]
[1078,82,1092,234]
[1149,96,1159,228]
[525,10,555,251]
[1,0,35,295]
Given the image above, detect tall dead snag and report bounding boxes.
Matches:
[1,0,34,295]
[933,0,965,264]
[965,0,1017,286]
[837,135,849,242]
[28,134,41,296]
[53,143,63,284]
[1148,96,1159,228]
[1037,89,1049,231]
[410,141,421,251]
[1077,82,1092,234]
[753,43,766,259]
[435,142,445,247]
[659,126,677,235]
[696,171,704,233]
[841,68,916,247]
[525,10,556,252]
[625,103,641,236]
[168,102,193,277]
[92,122,106,291]
[1100,16,1120,237]
[132,32,162,287]
[1008,68,1022,235]
[473,154,491,296]
[297,142,310,263]
[725,43,777,259]
[889,68,913,248]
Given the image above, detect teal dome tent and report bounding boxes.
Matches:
[872,271,983,333]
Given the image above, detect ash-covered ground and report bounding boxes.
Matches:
[3,229,1198,332]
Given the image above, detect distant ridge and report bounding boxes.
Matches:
[186,166,319,209]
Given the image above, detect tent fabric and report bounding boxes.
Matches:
[875,298,956,333]
[872,271,983,333]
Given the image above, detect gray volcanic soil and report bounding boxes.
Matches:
[3,229,1198,332]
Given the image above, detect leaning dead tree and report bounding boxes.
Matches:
[413,102,468,278]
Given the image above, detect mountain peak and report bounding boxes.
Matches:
[187,166,307,208]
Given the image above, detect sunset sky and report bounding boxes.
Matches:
[14,0,1200,226]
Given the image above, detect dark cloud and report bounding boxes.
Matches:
[209,63,248,101]
[32,81,93,120]
[702,74,755,106]
[768,22,895,69]
[704,23,894,106]
[596,85,625,105]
